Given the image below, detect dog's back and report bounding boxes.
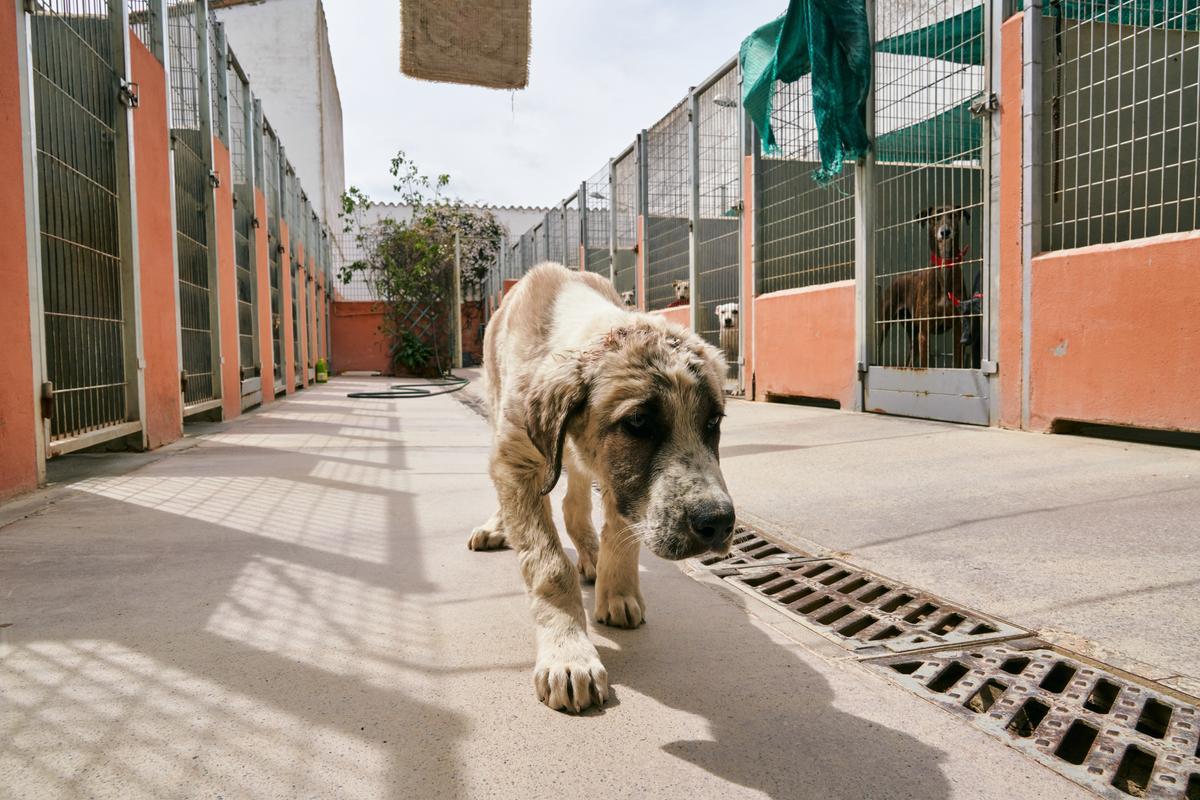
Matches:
[483,263,623,422]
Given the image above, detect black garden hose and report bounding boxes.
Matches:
[346,375,469,399]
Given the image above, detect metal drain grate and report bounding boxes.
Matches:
[692,524,812,570]
[867,640,1200,799]
[724,559,1026,655]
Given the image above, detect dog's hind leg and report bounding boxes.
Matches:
[561,455,598,582]
[467,509,508,551]
[594,490,645,629]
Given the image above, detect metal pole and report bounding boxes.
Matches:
[853,0,877,413]
[453,232,463,370]
[608,158,617,283]
[578,181,588,270]
[687,87,701,334]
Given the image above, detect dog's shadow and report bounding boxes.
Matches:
[576,554,954,800]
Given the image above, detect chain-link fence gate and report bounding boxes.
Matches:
[583,163,611,276]
[263,119,283,390]
[867,0,991,423]
[28,0,140,447]
[228,52,258,394]
[612,144,638,304]
[644,102,691,310]
[168,0,220,409]
[694,61,743,390]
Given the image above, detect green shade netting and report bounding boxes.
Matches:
[743,0,1198,180]
[875,100,980,165]
[877,1,1198,67]
[740,0,872,184]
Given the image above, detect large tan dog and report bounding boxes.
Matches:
[469,263,735,713]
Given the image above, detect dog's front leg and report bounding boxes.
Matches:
[595,490,645,628]
[493,442,607,712]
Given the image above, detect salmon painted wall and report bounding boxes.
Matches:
[998,13,1024,429]
[753,282,857,408]
[502,278,519,297]
[297,264,309,386]
[1028,231,1200,432]
[254,189,273,404]
[650,307,689,329]
[281,225,295,391]
[131,34,182,448]
[332,302,390,374]
[212,136,240,418]
[0,6,39,499]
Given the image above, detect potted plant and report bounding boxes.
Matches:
[315,357,329,383]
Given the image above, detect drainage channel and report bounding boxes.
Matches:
[866,640,1200,800]
[697,525,1200,799]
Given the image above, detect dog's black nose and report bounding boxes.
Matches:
[689,502,736,544]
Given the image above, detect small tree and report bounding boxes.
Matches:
[340,152,502,376]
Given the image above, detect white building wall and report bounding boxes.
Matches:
[214,0,345,229]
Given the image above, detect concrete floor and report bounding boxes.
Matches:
[0,376,1166,799]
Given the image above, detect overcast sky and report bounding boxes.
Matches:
[323,0,785,209]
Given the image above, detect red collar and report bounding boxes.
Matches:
[931,245,969,267]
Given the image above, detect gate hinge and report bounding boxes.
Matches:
[251,215,261,229]
[981,359,999,376]
[856,361,868,376]
[23,0,37,14]
[119,80,139,109]
[180,370,190,393]
[40,381,55,421]
[970,92,998,117]
[208,170,221,189]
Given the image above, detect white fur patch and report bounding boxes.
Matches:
[548,282,626,353]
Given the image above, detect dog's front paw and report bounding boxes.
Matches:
[595,590,645,629]
[533,638,608,713]
[467,524,507,551]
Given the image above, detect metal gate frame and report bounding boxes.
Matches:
[170,0,223,415]
[228,49,260,405]
[690,57,745,394]
[859,0,997,426]
[19,0,148,460]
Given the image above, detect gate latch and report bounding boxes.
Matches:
[970,93,998,117]
[180,370,190,393]
[856,361,868,376]
[40,381,55,421]
[119,80,139,109]
[208,170,221,189]
[981,360,999,375]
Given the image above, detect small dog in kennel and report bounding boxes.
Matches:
[666,279,689,308]
[714,302,738,361]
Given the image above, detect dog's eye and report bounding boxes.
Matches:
[705,414,723,433]
[621,412,651,438]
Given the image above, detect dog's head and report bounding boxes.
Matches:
[672,279,690,302]
[917,205,970,260]
[714,303,738,329]
[620,290,635,308]
[526,318,734,560]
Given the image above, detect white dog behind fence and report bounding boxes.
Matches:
[715,302,738,363]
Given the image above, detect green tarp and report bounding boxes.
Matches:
[740,0,872,184]
[874,100,981,165]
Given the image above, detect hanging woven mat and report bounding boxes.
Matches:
[400,0,530,89]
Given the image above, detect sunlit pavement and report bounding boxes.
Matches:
[1,377,1094,799]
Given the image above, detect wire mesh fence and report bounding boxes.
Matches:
[872,0,987,370]
[695,65,743,382]
[169,0,218,407]
[30,0,132,440]
[546,209,564,264]
[644,101,692,310]
[129,0,163,60]
[263,120,284,383]
[1040,0,1200,250]
[229,57,257,380]
[584,162,612,275]
[612,145,637,302]
[563,195,581,268]
[756,76,855,294]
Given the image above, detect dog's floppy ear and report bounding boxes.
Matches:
[525,358,588,495]
[957,205,971,224]
[916,207,933,226]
